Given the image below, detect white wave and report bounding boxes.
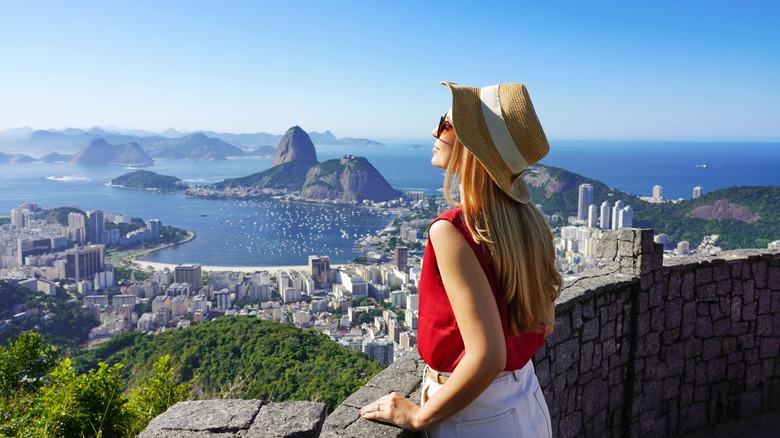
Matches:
[45,175,91,182]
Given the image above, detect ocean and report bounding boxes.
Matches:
[2,140,779,266]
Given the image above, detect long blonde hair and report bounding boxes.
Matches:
[444,139,561,335]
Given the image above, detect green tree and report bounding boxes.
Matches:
[126,355,190,435]
[30,358,129,437]
[0,331,59,402]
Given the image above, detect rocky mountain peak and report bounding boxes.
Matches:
[271,126,318,167]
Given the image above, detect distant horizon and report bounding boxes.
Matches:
[2,125,780,145]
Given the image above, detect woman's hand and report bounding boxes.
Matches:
[359,392,422,431]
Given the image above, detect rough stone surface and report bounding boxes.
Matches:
[142,399,262,434]
[247,401,326,438]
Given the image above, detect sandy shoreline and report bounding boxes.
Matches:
[132,260,338,274]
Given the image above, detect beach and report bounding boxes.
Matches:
[132,259,332,274]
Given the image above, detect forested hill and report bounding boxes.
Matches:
[632,186,780,249]
[110,170,186,191]
[525,165,779,250]
[74,317,384,411]
[525,163,644,216]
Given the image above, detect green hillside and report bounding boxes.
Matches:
[73,317,383,411]
[528,164,779,250]
[111,170,185,191]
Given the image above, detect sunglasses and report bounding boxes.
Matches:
[436,114,453,139]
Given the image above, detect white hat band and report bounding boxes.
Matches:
[479,84,529,175]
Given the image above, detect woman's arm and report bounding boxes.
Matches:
[360,219,506,430]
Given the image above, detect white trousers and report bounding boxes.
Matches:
[421,361,552,438]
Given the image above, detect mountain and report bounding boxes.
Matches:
[211,126,400,202]
[111,170,186,192]
[246,145,276,156]
[308,130,385,147]
[143,133,246,161]
[198,131,283,149]
[70,138,154,166]
[0,152,36,163]
[300,156,403,202]
[40,152,73,162]
[271,126,318,166]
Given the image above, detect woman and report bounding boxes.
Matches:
[360,82,561,437]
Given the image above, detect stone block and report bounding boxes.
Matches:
[758,290,772,314]
[719,295,731,318]
[713,318,731,337]
[732,321,749,336]
[746,364,761,389]
[582,379,608,419]
[142,399,262,434]
[695,362,708,386]
[558,412,583,438]
[761,359,774,380]
[554,338,580,375]
[730,296,742,322]
[696,283,716,301]
[702,338,722,361]
[664,298,682,329]
[682,272,695,300]
[685,338,702,359]
[679,403,707,435]
[640,272,654,290]
[662,376,680,400]
[743,279,755,303]
[714,264,730,282]
[579,341,594,373]
[680,383,693,405]
[769,266,780,290]
[722,337,737,354]
[693,385,709,403]
[695,267,713,286]
[681,302,697,339]
[582,299,595,319]
[571,304,582,329]
[650,283,664,307]
[247,401,326,438]
[745,348,759,365]
[582,318,599,342]
[694,317,713,338]
[707,358,727,381]
[756,314,773,336]
[716,279,732,296]
[668,272,681,300]
[738,390,762,418]
[637,312,650,337]
[742,301,757,321]
[730,261,744,279]
[774,291,780,312]
[665,344,685,376]
[620,256,636,275]
[775,313,780,337]
[637,333,660,358]
[364,353,422,397]
[709,302,723,320]
[752,260,768,289]
[727,362,745,381]
[759,338,778,359]
[651,307,664,332]
[596,231,618,263]
[618,239,635,259]
[697,302,709,316]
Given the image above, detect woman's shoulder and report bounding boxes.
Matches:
[434,206,463,223]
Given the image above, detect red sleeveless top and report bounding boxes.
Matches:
[417,207,545,373]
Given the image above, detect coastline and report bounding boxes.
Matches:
[111,230,197,268]
[134,260,317,274]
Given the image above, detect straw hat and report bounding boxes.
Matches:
[441,81,549,204]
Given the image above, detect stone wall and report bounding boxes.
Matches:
[142,228,780,437]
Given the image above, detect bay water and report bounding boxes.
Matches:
[1,140,778,266]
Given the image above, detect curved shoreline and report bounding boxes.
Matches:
[111,230,197,269]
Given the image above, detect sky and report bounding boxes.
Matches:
[1,1,779,141]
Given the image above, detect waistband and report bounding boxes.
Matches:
[425,365,523,385]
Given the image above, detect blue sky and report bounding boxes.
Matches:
[1,1,778,140]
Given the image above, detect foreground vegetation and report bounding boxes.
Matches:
[0,332,188,437]
[74,317,384,411]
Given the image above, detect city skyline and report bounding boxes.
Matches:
[1,1,779,141]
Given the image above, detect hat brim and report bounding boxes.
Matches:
[441,81,533,204]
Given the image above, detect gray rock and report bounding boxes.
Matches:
[143,399,262,433]
[246,401,326,438]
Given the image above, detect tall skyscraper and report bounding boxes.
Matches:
[611,200,624,231]
[652,185,664,202]
[174,263,202,291]
[618,205,633,229]
[87,210,105,244]
[578,184,594,221]
[693,186,702,199]
[10,208,26,230]
[68,212,87,244]
[308,255,331,288]
[587,205,598,228]
[147,219,161,240]
[599,201,611,229]
[65,244,105,282]
[394,246,408,273]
